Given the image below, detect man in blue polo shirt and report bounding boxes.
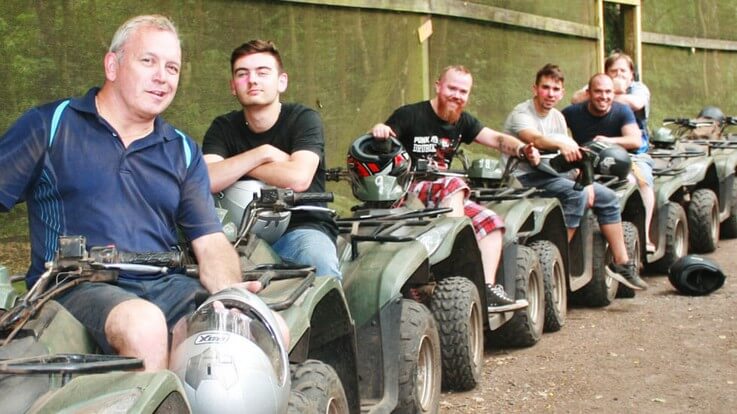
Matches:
[0,15,248,371]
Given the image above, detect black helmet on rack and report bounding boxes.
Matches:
[586,141,632,180]
[698,106,725,124]
[668,255,726,296]
[346,134,412,202]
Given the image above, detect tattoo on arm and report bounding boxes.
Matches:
[500,135,518,156]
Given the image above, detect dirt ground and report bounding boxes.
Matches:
[440,239,737,414]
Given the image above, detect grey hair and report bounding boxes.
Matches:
[109,15,179,60]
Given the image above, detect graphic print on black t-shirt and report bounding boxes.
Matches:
[386,101,483,171]
[411,125,461,170]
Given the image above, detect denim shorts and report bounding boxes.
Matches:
[55,274,205,353]
[631,153,654,187]
[518,171,621,228]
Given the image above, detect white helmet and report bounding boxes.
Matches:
[170,287,290,414]
[217,181,291,244]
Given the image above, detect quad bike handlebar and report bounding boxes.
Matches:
[0,236,195,345]
[546,149,596,190]
[256,187,333,206]
[663,118,716,129]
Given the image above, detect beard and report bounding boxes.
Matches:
[437,97,464,124]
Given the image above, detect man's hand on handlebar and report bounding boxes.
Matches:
[559,139,582,163]
[521,143,541,166]
[371,123,396,140]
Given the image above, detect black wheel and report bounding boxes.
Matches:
[649,201,689,273]
[720,179,737,238]
[571,226,618,307]
[688,188,719,253]
[288,390,317,414]
[429,277,483,391]
[616,222,641,299]
[396,299,441,414]
[487,245,544,347]
[291,360,349,414]
[529,240,566,332]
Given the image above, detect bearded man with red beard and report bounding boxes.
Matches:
[370,65,540,313]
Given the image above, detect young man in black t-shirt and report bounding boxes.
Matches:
[202,40,339,279]
[371,65,540,312]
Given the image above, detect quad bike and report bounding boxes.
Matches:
[0,236,303,413]
[215,187,359,414]
[218,183,445,412]
[648,117,723,266]
[0,198,357,414]
[467,141,641,317]
[335,134,544,354]
[322,135,487,399]
[670,109,737,240]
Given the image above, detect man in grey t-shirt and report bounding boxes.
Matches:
[504,64,647,291]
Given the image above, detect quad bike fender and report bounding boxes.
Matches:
[484,198,536,243]
[713,150,737,181]
[566,212,596,291]
[264,275,355,361]
[612,181,647,258]
[340,241,429,327]
[654,156,716,206]
[679,157,717,188]
[428,220,487,300]
[610,180,639,211]
[26,301,98,355]
[264,275,361,413]
[28,370,189,414]
[654,174,684,206]
[717,172,735,221]
[527,197,568,242]
[487,242,521,330]
[713,151,737,216]
[0,302,152,414]
[351,293,404,412]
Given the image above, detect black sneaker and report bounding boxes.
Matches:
[486,284,528,312]
[606,262,648,290]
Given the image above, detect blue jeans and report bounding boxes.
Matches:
[518,171,621,228]
[56,274,205,354]
[272,228,342,281]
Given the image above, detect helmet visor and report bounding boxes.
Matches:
[187,303,287,384]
